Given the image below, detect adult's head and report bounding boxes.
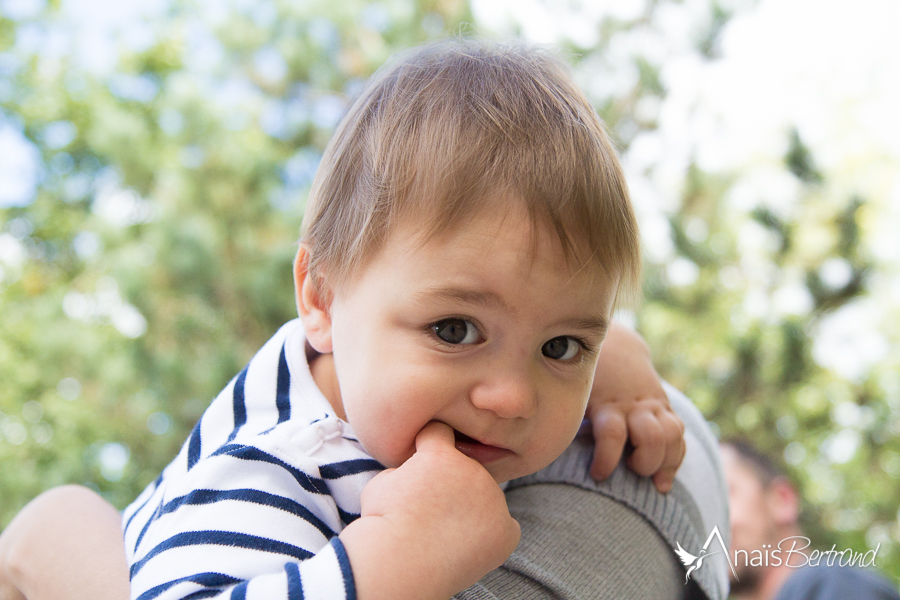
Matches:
[720,440,800,597]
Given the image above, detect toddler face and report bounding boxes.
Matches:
[307,205,618,483]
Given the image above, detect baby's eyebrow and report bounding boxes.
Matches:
[556,316,610,337]
[415,286,512,312]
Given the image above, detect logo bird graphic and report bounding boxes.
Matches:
[675,542,718,583]
[675,526,740,585]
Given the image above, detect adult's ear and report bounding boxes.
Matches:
[767,477,800,529]
[294,245,333,353]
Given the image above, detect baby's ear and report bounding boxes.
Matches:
[294,245,333,353]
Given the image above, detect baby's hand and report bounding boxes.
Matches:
[340,421,520,600]
[586,322,685,493]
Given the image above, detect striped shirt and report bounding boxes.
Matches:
[123,320,383,600]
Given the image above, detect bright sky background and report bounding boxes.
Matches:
[472,0,900,213]
[473,0,900,160]
[3,0,899,212]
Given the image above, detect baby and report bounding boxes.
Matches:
[0,39,685,600]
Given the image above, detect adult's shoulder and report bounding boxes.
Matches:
[775,565,900,600]
[495,382,731,600]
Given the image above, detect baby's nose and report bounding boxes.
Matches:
[469,368,538,419]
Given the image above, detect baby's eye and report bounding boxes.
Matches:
[542,336,581,361]
[432,318,483,345]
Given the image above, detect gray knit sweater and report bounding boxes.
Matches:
[456,383,730,600]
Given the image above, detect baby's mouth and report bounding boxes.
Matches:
[454,430,478,445]
[453,429,513,465]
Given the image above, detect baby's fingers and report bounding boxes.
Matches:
[358,467,397,515]
[415,420,457,454]
[626,405,685,493]
[625,406,666,477]
[651,411,686,493]
[588,405,628,481]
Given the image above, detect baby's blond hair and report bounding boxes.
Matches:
[302,39,640,307]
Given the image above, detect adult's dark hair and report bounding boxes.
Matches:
[721,438,787,487]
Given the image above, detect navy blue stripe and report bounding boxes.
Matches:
[338,507,361,525]
[183,591,223,600]
[210,444,330,496]
[187,420,202,470]
[276,345,291,423]
[155,488,336,539]
[230,582,248,600]
[133,499,164,554]
[332,537,357,600]
[135,572,242,600]
[124,474,162,535]
[319,459,383,479]
[131,531,313,578]
[286,562,304,600]
[228,367,249,442]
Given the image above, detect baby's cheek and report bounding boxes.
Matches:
[541,406,585,461]
[358,425,417,469]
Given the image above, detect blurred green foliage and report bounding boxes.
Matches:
[0,0,471,515]
[1,0,898,588]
